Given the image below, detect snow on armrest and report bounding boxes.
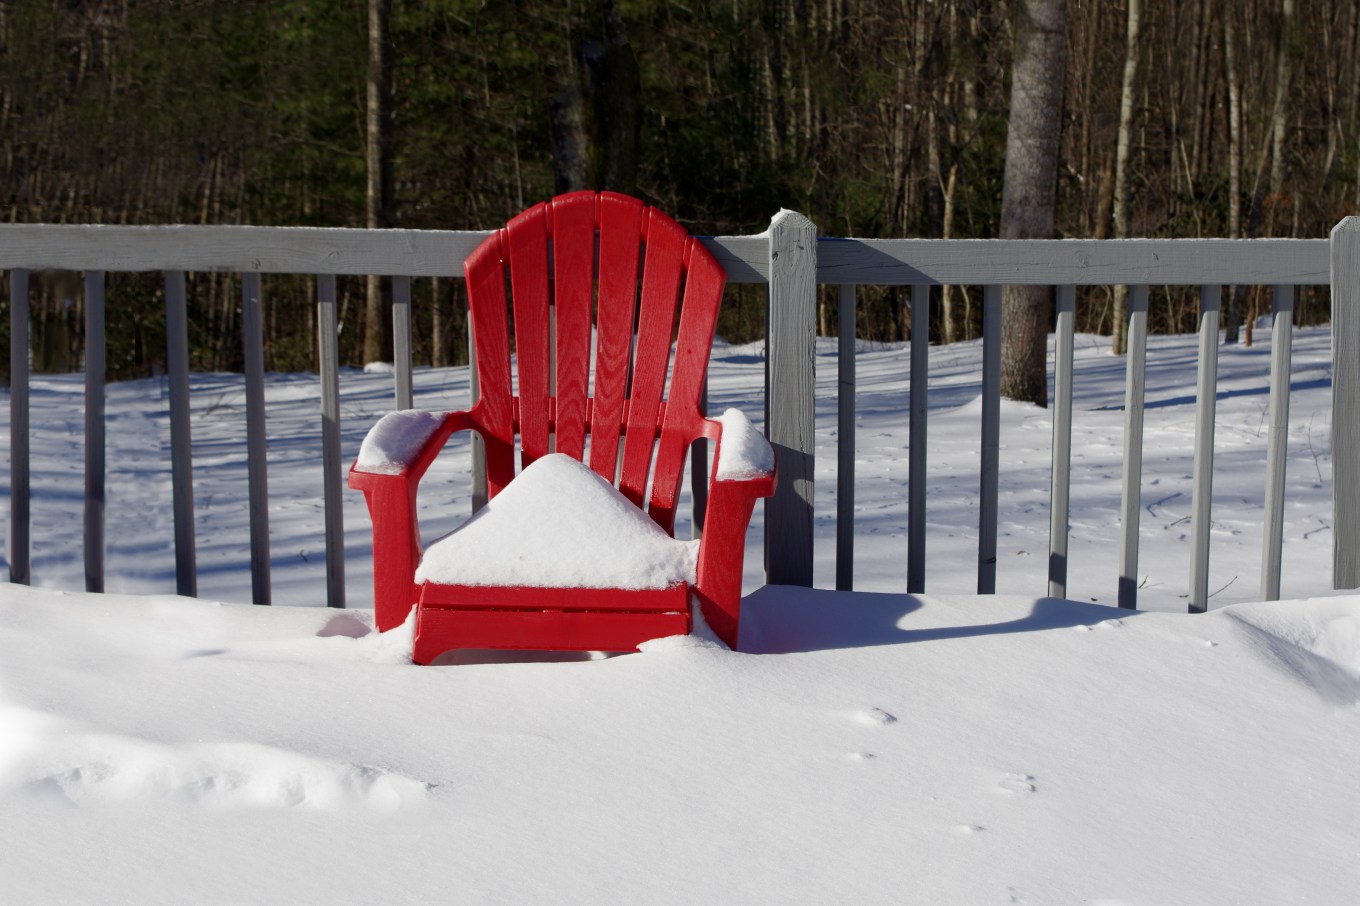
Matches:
[354,410,446,475]
[714,408,775,481]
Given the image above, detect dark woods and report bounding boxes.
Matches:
[1,0,1355,380]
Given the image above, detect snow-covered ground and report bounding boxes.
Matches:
[2,326,1357,903]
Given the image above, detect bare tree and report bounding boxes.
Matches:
[362,0,394,365]
[1111,0,1142,356]
[999,0,1067,406]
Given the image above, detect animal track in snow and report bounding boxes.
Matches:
[852,707,898,726]
[998,772,1038,794]
[845,752,877,762]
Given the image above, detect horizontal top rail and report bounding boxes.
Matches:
[818,237,1331,286]
[0,224,768,283]
[0,224,491,278]
[0,224,1330,286]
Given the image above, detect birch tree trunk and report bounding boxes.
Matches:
[999,0,1066,406]
[1225,8,1242,241]
[1266,0,1295,230]
[1111,0,1141,356]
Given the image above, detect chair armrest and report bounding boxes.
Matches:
[348,409,480,631]
[349,409,480,486]
[693,410,777,648]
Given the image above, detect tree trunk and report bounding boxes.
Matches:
[363,0,393,366]
[1227,0,1294,344]
[590,0,641,195]
[431,277,447,369]
[549,77,590,193]
[1225,8,1242,241]
[1266,0,1295,232]
[550,1,640,196]
[941,162,959,344]
[1223,4,1244,342]
[1111,0,1141,357]
[999,0,1066,407]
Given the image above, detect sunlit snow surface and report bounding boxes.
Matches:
[1,327,1357,902]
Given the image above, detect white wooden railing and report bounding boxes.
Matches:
[3,215,1358,612]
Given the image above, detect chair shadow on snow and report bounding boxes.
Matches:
[739,586,1139,655]
[399,591,1136,663]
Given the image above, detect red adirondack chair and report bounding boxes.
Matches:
[348,191,775,664]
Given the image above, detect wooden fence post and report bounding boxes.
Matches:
[765,210,817,586]
[1332,217,1360,589]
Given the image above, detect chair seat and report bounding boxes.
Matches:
[416,453,699,591]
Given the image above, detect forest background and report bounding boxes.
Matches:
[1,0,1357,383]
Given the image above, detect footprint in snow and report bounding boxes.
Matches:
[998,772,1037,794]
[1073,619,1124,632]
[846,752,877,762]
[852,707,898,726]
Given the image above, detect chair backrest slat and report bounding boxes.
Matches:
[550,192,596,461]
[464,192,726,535]
[619,211,687,506]
[648,244,725,532]
[464,236,518,496]
[507,205,552,463]
[589,194,644,481]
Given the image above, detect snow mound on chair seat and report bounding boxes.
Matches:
[415,453,698,589]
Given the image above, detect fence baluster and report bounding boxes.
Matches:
[836,285,856,591]
[241,272,271,605]
[1261,284,1295,601]
[9,269,30,585]
[469,315,487,513]
[1048,285,1076,599]
[165,271,197,597]
[1118,285,1151,609]
[691,378,708,539]
[978,285,1002,594]
[317,275,346,609]
[393,275,414,411]
[1189,284,1222,612]
[84,271,106,593]
[908,284,929,593]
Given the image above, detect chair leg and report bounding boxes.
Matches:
[356,482,422,632]
[693,483,761,650]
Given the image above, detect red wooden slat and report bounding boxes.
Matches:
[463,233,517,497]
[420,581,688,612]
[649,241,727,532]
[619,209,687,508]
[414,607,690,663]
[549,192,595,460]
[590,192,644,482]
[506,203,552,465]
